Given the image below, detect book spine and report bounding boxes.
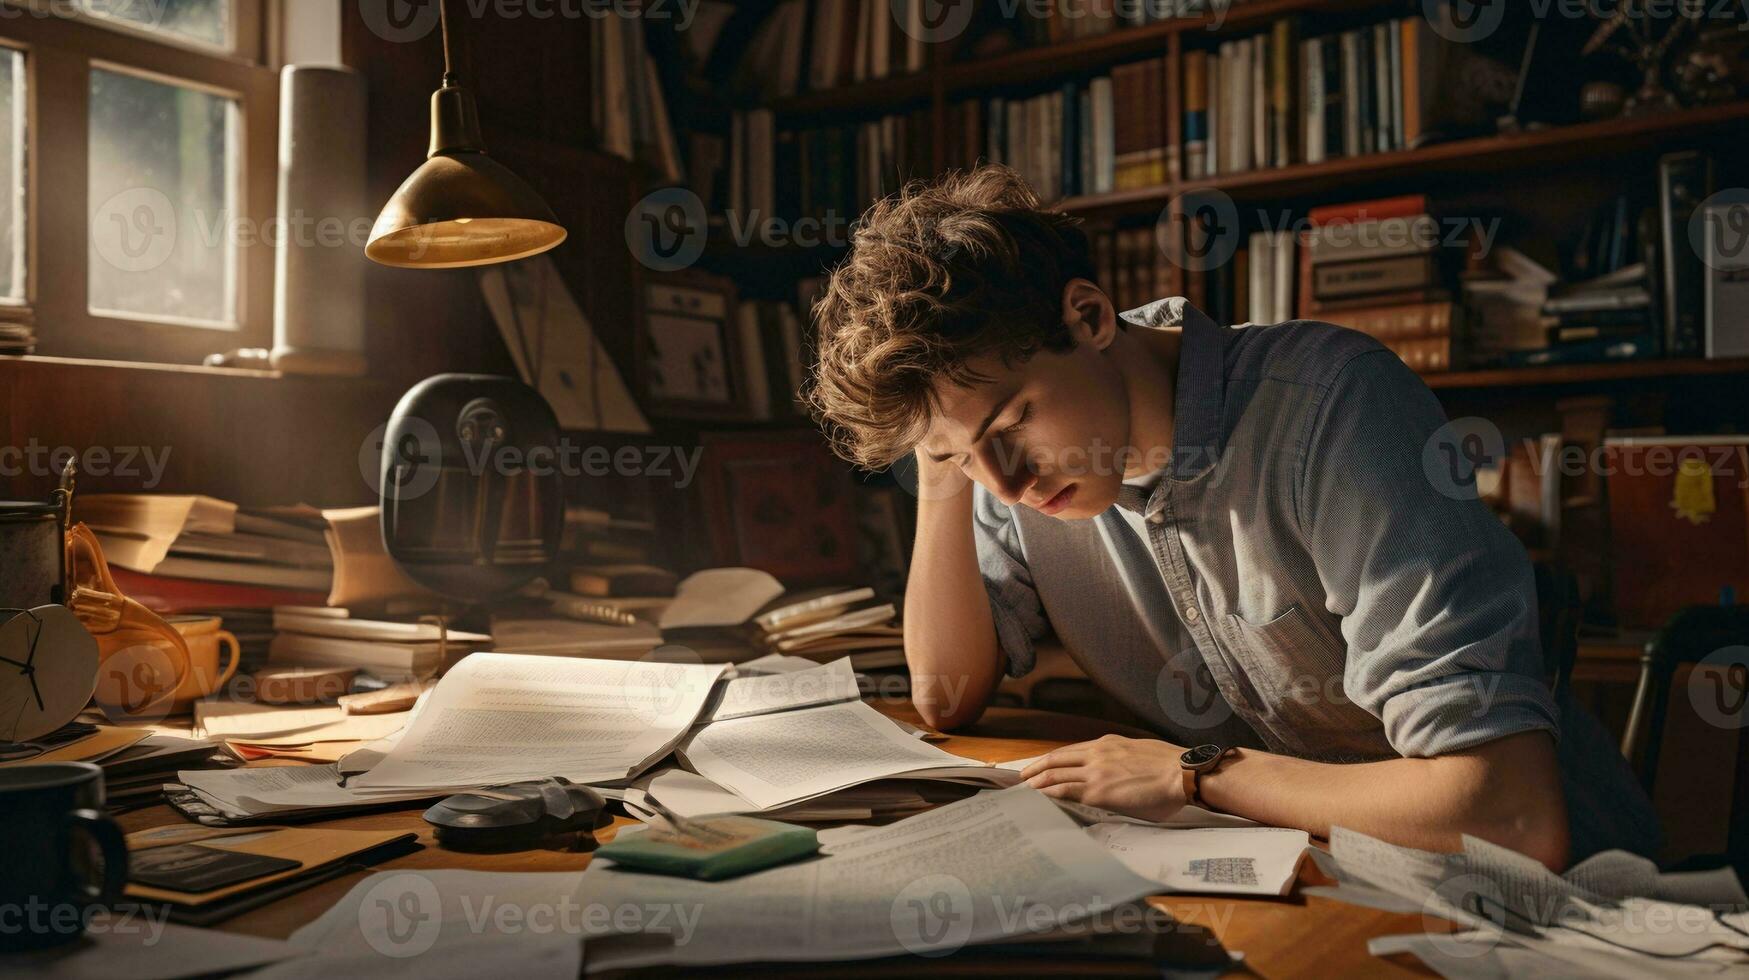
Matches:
[1271,19,1293,169]
[1185,50,1208,180]
[1314,255,1439,301]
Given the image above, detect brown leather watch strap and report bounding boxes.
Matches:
[1182,766,1200,806]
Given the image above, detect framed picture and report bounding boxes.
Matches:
[695,433,861,584]
[639,273,748,419]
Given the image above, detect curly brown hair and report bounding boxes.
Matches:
[804,165,1099,470]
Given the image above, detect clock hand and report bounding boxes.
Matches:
[26,664,42,712]
[0,654,27,670]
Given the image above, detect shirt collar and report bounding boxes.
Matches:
[1118,297,1229,484]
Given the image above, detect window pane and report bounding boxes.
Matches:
[75,0,231,49]
[88,67,238,327]
[0,49,25,306]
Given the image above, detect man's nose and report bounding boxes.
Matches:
[973,443,1035,507]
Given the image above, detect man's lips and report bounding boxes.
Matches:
[1036,483,1077,516]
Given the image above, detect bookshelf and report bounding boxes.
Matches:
[715,1,1749,398]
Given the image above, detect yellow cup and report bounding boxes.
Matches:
[165,615,241,712]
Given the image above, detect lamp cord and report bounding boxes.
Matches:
[439,0,456,86]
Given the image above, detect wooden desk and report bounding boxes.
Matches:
[115,704,1441,976]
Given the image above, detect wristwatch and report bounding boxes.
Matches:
[1179,743,1233,807]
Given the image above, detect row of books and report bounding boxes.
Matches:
[728,108,931,224]
[1183,14,1509,178]
[948,77,1122,204]
[736,297,810,421]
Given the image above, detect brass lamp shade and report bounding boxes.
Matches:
[366,151,567,269]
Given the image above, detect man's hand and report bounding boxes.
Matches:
[1019,734,1189,822]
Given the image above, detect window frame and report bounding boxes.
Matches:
[0,0,280,364]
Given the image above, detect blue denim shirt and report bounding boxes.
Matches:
[973,298,1659,859]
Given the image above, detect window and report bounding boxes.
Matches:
[0,0,276,363]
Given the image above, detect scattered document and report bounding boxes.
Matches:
[1310,826,1749,977]
[735,652,827,675]
[698,657,860,723]
[656,568,785,629]
[255,869,586,980]
[578,785,1163,970]
[1089,824,1308,896]
[176,763,441,820]
[677,699,1014,810]
[351,653,727,790]
[9,922,300,980]
[623,766,940,823]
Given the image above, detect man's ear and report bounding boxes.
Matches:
[1062,278,1118,351]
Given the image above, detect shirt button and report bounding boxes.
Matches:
[1182,603,1201,624]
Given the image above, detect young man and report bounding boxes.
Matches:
[806,166,1658,868]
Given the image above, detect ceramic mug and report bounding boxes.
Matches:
[0,762,128,952]
[166,615,241,711]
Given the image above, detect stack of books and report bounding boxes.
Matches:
[0,320,32,354]
[752,587,903,670]
[1521,265,1658,367]
[562,507,660,568]
[1297,195,1456,372]
[1183,14,1514,178]
[267,607,492,683]
[77,495,334,594]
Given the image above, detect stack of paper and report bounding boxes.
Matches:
[269,606,491,680]
[1311,827,1749,978]
[751,587,904,670]
[193,702,412,747]
[349,653,727,791]
[579,785,1165,969]
[676,699,1017,811]
[174,763,446,822]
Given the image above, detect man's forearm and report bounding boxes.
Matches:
[1198,731,1570,869]
[903,462,1003,729]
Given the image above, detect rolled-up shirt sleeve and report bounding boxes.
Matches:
[971,485,1051,678]
[1297,348,1560,757]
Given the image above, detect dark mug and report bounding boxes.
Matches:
[0,762,129,952]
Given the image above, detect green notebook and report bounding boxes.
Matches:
[596,816,819,880]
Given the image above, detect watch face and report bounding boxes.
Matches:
[1182,743,1223,768]
[0,605,100,743]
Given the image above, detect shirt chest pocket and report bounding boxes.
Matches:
[1222,604,1351,710]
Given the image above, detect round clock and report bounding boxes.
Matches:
[0,605,99,743]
